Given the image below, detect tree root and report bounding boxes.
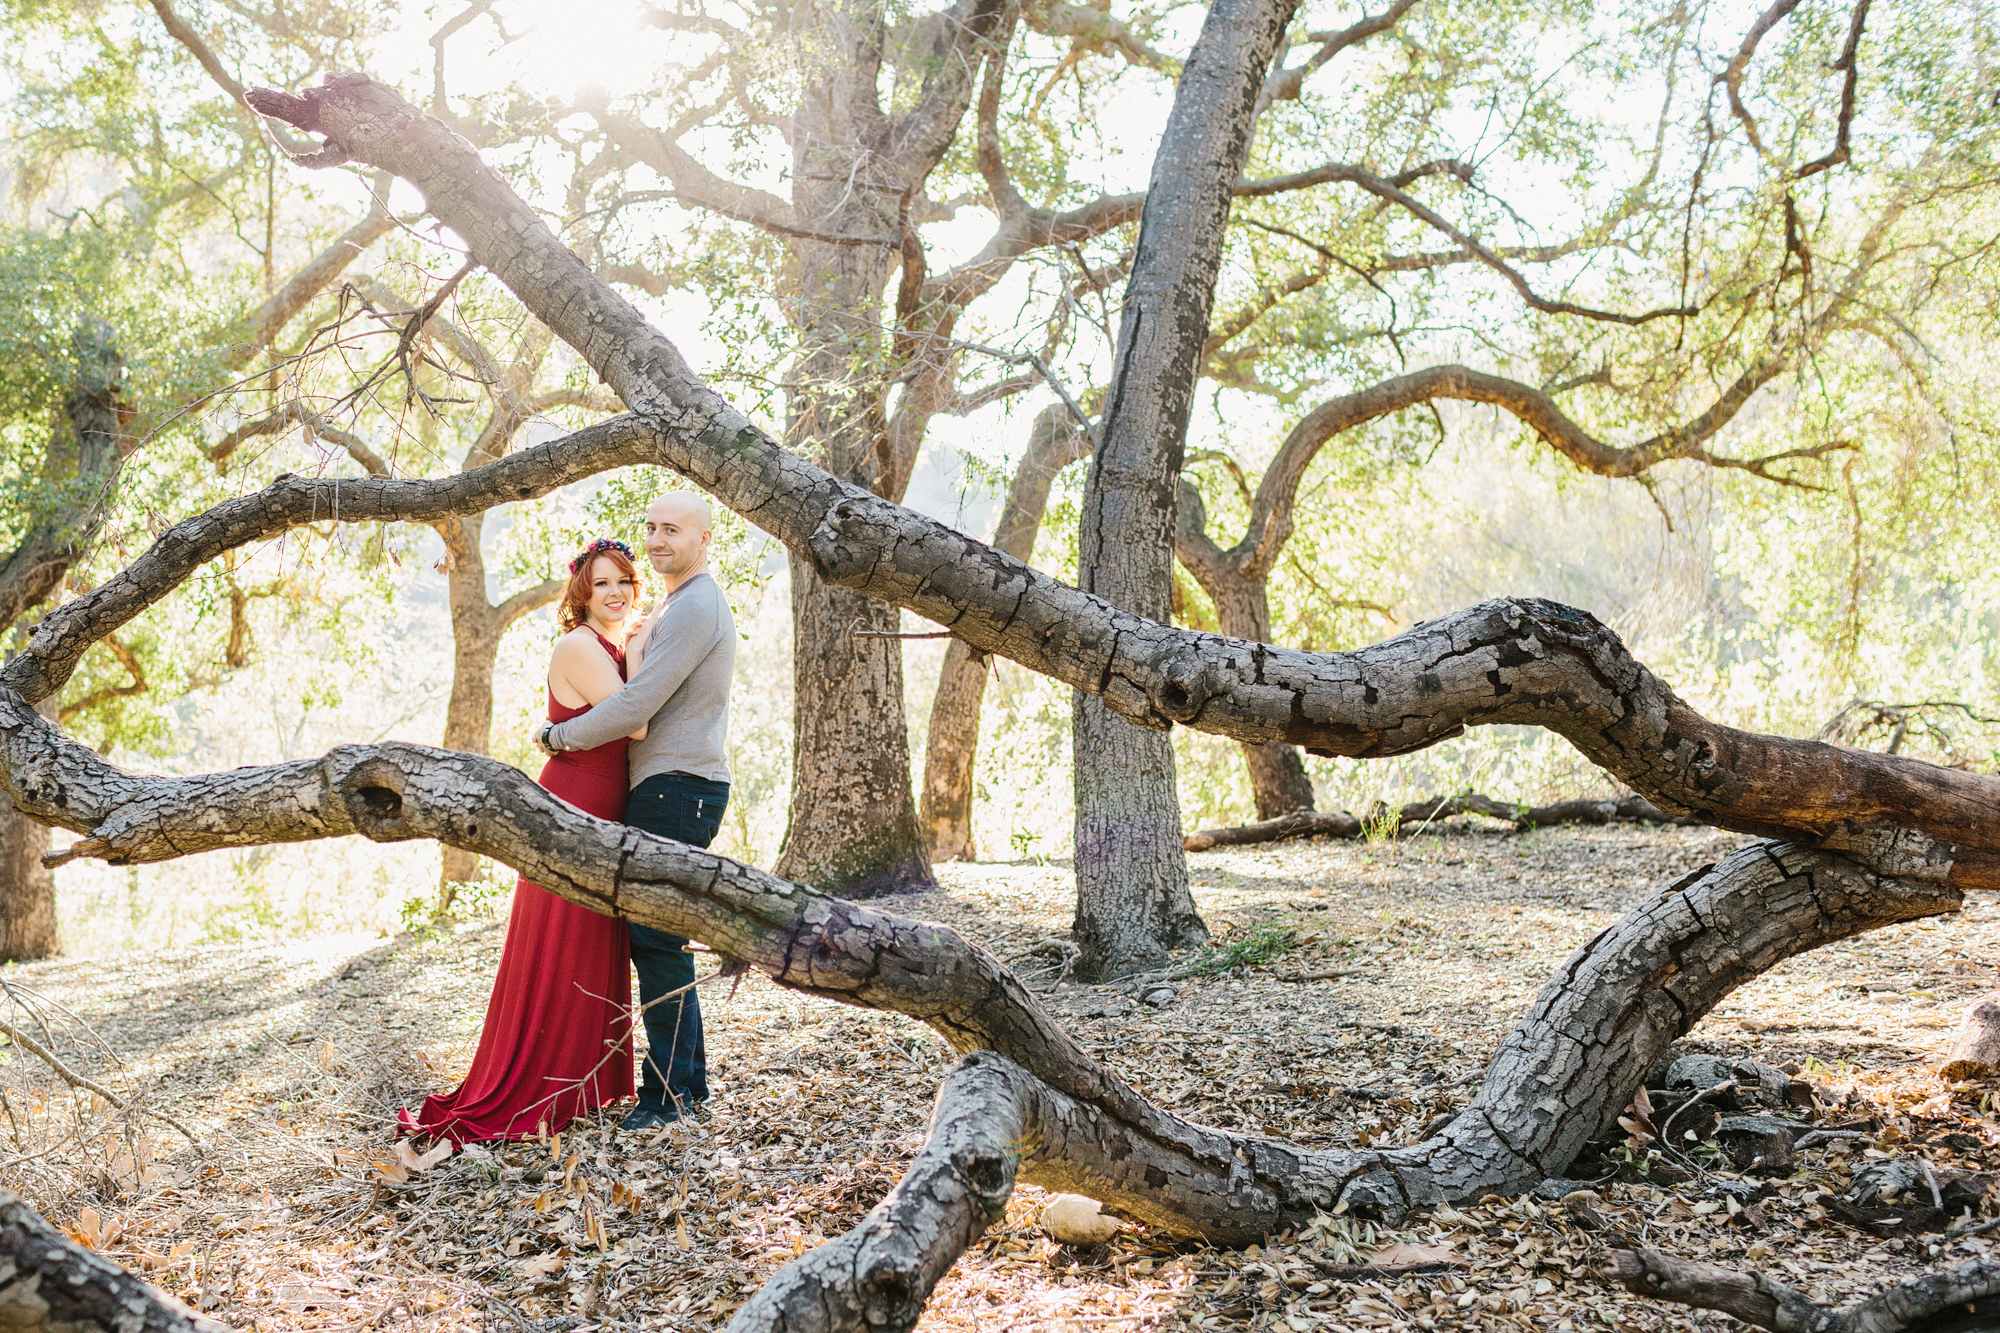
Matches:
[1184,791,1697,850]
[0,1189,230,1333]
[1610,1243,2000,1332]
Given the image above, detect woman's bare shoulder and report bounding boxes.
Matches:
[549,628,603,664]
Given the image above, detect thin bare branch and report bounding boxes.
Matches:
[1795,0,1870,179]
[1270,165,1698,324]
[1717,0,1805,158]
[1256,0,1420,114]
[0,1014,203,1150]
[228,178,396,369]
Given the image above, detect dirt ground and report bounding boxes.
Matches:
[6,818,2000,1332]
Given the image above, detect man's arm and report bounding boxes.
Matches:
[544,590,715,751]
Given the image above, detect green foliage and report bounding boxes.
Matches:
[1200,922,1298,974]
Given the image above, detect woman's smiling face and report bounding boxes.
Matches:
[585,555,638,627]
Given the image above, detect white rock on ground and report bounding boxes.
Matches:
[1041,1193,1122,1245]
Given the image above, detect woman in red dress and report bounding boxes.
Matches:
[405,538,649,1143]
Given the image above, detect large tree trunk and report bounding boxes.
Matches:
[0,325,128,962]
[1071,0,1297,977]
[770,13,939,897]
[779,561,934,893]
[433,513,560,906]
[920,406,1087,860]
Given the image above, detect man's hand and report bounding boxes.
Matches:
[533,720,561,755]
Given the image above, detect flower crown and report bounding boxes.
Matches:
[568,536,635,574]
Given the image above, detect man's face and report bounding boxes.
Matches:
[644,499,711,583]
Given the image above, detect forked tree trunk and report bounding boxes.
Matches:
[920,406,1088,860]
[769,31,940,896]
[1071,0,1297,977]
[437,514,500,897]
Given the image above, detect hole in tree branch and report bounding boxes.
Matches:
[357,785,403,818]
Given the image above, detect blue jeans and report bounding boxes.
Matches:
[624,772,729,1116]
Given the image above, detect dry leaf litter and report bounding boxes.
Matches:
[5,819,2000,1332]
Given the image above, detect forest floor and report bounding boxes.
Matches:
[6,818,2000,1333]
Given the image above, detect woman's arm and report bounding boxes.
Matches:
[550,634,649,740]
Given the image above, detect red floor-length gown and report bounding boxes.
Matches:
[406,634,636,1143]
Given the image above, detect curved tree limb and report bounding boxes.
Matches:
[5,413,653,704]
[1,702,1963,1239]
[724,1051,1047,1333]
[1182,360,1845,594]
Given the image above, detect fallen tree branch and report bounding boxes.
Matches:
[3,703,1962,1242]
[0,1188,231,1333]
[1185,792,1702,850]
[1610,1243,2000,1331]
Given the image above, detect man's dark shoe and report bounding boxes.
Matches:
[619,1105,680,1131]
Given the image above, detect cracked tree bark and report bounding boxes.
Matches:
[0,694,1969,1328]
[0,1189,229,1333]
[1071,0,1297,978]
[920,404,1088,860]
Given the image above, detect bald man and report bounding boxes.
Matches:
[537,493,737,1129]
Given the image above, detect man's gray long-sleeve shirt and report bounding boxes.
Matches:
[549,571,735,785]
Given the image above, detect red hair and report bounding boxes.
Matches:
[556,547,643,633]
